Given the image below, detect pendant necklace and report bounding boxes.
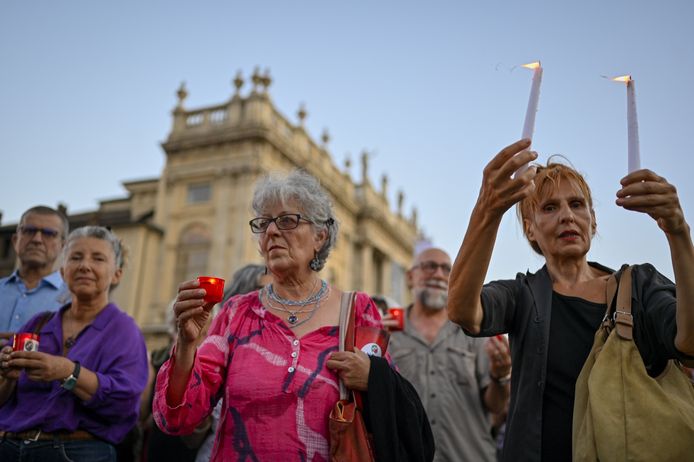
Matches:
[263,281,329,326]
[63,309,86,350]
[264,293,326,327]
[267,279,328,307]
[64,336,77,349]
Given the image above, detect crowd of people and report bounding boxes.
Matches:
[0,138,692,461]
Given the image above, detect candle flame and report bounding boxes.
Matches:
[612,75,632,83]
[522,61,541,70]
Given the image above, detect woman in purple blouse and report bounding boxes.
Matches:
[0,226,149,462]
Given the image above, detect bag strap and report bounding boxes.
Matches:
[32,311,55,335]
[338,292,356,400]
[614,266,634,340]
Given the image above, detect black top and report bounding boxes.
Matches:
[541,292,605,461]
[472,263,692,461]
[364,356,435,462]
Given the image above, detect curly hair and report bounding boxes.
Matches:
[251,170,339,271]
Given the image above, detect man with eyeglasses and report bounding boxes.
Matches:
[388,247,511,462]
[0,206,69,333]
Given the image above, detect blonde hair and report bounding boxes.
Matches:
[517,158,594,255]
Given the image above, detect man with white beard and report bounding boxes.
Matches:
[389,247,511,462]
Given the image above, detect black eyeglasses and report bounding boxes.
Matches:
[412,261,452,276]
[18,225,61,239]
[249,214,314,234]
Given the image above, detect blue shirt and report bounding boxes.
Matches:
[0,303,149,444]
[0,270,69,332]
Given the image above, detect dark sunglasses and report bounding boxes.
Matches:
[18,225,61,239]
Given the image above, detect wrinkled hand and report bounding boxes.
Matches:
[6,351,73,382]
[327,347,371,391]
[0,346,21,381]
[477,139,538,220]
[616,170,688,236]
[173,280,216,345]
[486,335,511,380]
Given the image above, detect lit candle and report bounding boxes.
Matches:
[197,276,226,305]
[521,61,543,141]
[515,61,543,178]
[612,75,641,173]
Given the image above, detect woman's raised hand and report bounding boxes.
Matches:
[477,139,538,220]
[616,170,689,236]
[173,280,216,345]
[448,140,538,332]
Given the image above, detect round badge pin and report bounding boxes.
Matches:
[361,342,382,357]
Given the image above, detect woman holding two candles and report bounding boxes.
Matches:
[447,139,694,460]
[153,170,433,461]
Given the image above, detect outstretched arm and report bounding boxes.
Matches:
[448,139,537,333]
[168,279,216,405]
[617,170,694,355]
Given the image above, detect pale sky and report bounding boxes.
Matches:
[1,0,693,282]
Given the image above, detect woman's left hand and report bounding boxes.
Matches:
[327,348,371,391]
[7,351,74,383]
[616,170,688,235]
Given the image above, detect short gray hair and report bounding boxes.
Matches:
[63,226,125,270]
[252,170,339,271]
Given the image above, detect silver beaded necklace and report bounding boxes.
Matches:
[262,283,330,327]
[267,279,328,306]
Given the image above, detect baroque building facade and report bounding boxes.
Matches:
[0,69,419,341]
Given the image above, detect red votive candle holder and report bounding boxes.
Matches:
[197,276,225,304]
[13,333,39,352]
[388,307,405,331]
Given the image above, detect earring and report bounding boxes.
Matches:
[309,251,321,272]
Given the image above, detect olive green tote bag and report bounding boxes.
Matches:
[573,266,694,461]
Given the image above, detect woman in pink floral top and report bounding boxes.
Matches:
[153,170,389,461]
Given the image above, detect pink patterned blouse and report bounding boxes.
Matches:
[153,290,385,461]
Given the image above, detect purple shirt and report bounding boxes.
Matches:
[0,303,148,444]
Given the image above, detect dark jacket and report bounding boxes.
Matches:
[469,262,689,462]
[364,356,435,462]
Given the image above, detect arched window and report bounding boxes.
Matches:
[175,223,211,282]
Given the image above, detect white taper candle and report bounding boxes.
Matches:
[515,61,543,178]
[612,75,641,173]
[522,62,543,141]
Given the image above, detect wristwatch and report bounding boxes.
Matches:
[491,372,512,386]
[61,361,81,390]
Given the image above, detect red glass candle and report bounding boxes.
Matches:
[388,307,405,331]
[13,333,40,352]
[197,276,225,304]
